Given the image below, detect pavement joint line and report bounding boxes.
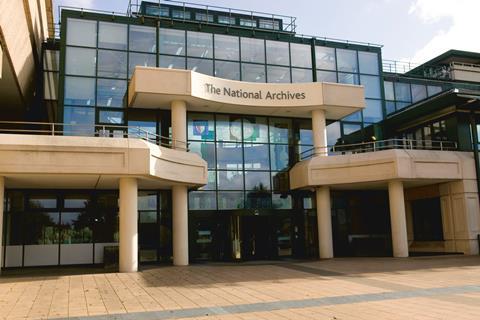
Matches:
[55,284,480,320]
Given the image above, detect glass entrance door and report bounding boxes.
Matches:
[240,216,274,260]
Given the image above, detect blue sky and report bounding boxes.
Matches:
[54,0,479,64]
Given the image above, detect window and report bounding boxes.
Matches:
[269,118,292,144]
[412,84,427,103]
[187,58,213,75]
[315,46,336,71]
[218,16,235,25]
[267,66,291,83]
[189,141,216,168]
[172,10,191,19]
[187,31,213,58]
[244,143,270,170]
[218,192,244,210]
[214,61,240,80]
[159,55,186,70]
[394,82,412,102]
[243,116,268,143]
[214,35,239,61]
[159,28,185,56]
[266,40,290,66]
[270,144,290,171]
[65,47,96,77]
[217,171,243,189]
[363,99,383,123]
[195,13,214,22]
[96,79,127,108]
[384,81,395,100]
[66,18,97,47]
[241,63,266,82]
[97,50,128,78]
[241,38,265,63]
[427,85,443,96]
[292,68,313,83]
[317,70,337,83]
[129,25,156,53]
[24,212,59,245]
[216,114,242,142]
[61,212,92,244]
[290,43,312,68]
[98,22,127,50]
[338,73,359,85]
[358,51,379,75]
[63,107,95,136]
[145,6,169,17]
[327,122,341,146]
[240,19,256,27]
[217,143,243,169]
[189,191,217,210]
[336,49,358,73]
[360,75,381,99]
[343,123,361,135]
[245,171,271,190]
[258,19,280,30]
[188,113,215,141]
[64,77,95,106]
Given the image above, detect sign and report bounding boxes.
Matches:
[205,83,306,101]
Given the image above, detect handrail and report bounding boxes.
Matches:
[299,138,458,161]
[0,121,189,151]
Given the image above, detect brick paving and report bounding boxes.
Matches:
[1,256,480,319]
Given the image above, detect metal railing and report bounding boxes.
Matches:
[0,121,188,151]
[383,60,419,74]
[300,138,458,161]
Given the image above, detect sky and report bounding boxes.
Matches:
[54,0,480,64]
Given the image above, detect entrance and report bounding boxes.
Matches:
[241,216,273,260]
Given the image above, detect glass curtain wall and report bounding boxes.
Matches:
[188,113,313,211]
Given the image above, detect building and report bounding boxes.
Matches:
[1,0,479,273]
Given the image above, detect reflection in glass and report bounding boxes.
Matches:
[67,18,97,47]
[298,119,313,145]
[386,101,396,114]
[99,22,127,50]
[29,196,57,209]
[129,25,156,53]
[343,111,362,122]
[189,191,216,210]
[216,114,242,142]
[159,28,185,55]
[97,79,127,108]
[292,68,313,83]
[218,191,244,210]
[99,111,124,124]
[272,194,292,209]
[64,195,90,209]
[360,75,381,99]
[271,171,289,192]
[24,212,59,244]
[139,211,157,223]
[327,121,341,146]
[189,141,216,168]
[266,40,289,66]
[363,99,383,123]
[269,118,292,143]
[214,34,239,61]
[315,46,336,70]
[187,58,213,75]
[217,171,244,190]
[290,43,312,68]
[427,85,442,96]
[338,72,359,85]
[246,191,271,209]
[384,81,395,100]
[240,38,265,63]
[129,53,156,77]
[336,49,358,73]
[63,107,95,136]
[358,51,379,75]
[343,123,361,135]
[394,82,412,102]
[267,66,291,83]
[270,144,290,171]
[243,116,268,142]
[64,77,95,106]
[412,84,427,102]
[61,212,93,244]
[159,55,186,69]
[245,171,271,190]
[244,143,270,170]
[214,61,240,80]
[199,171,216,190]
[188,113,215,141]
[317,70,337,83]
[241,63,266,82]
[187,31,213,58]
[65,47,96,76]
[138,192,157,210]
[216,142,243,170]
[97,50,128,78]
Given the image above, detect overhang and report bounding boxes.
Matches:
[128,67,365,119]
[0,134,208,189]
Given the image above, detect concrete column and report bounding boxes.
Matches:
[388,180,409,258]
[0,177,4,274]
[312,109,327,156]
[171,100,187,150]
[316,186,333,259]
[119,177,138,272]
[172,185,189,266]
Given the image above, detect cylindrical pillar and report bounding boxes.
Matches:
[388,180,409,258]
[0,177,4,274]
[119,177,138,272]
[171,100,187,150]
[172,185,189,266]
[316,186,333,259]
[312,109,327,156]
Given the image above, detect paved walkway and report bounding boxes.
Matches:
[1,256,480,319]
